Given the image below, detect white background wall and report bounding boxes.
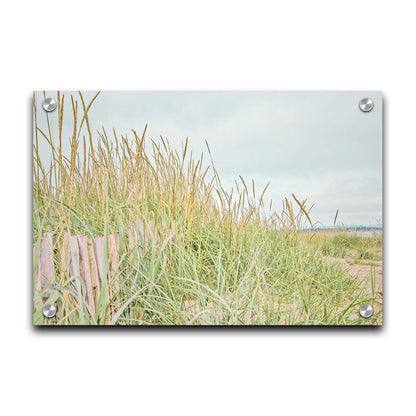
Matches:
[1,1,414,415]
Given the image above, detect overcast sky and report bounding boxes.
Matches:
[35,91,382,227]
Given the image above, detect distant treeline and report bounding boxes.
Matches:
[301,226,383,232]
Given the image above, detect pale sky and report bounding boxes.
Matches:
[34,91,383,227]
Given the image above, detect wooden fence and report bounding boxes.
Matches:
[33,220,173,317]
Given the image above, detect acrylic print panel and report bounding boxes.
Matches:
[32,91,383,326]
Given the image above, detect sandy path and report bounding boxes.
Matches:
[333,257,382,292]
[328,256,383,324]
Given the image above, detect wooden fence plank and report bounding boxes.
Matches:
[93,236,108,322]
[88,238,100,304]
[136,219,145,239]
[135,219,146,254]
[61,233,71,277]
[67,235,80,278]
[128,220,145,257]
[127,227,135,258]
[94,237,104,286]
[33,243,40,291]
[36,233,55,291]
[108,233,120,311]
[146,220,155,251]
[77,235,96,315]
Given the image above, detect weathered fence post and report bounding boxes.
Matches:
[34,233,55,292]
[77,235,96,315]
[88,238,101,304]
